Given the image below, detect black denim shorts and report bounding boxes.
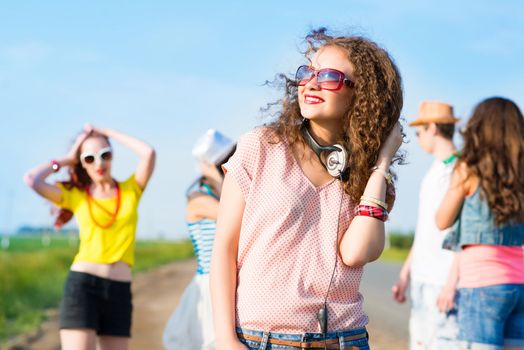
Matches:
[59,271,133,337]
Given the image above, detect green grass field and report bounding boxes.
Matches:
[0,233,411,344]
[379,247,410,262]
[379,232,413,262]
[0,235,194,344]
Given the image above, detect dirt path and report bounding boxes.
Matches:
[4,259,407,350]
[129,259,196,350]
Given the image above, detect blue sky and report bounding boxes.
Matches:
[1,0,523,239]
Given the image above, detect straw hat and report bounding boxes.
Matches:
[409,101,459,126]
[192,129,236,164]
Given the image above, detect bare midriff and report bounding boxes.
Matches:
[70,260,132,281]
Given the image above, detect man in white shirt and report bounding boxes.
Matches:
[392,101,460,350]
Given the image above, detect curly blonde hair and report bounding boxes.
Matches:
[460,97,524,226]
[266,28,404,207]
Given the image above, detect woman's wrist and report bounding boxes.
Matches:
[46,158,75,174]
[370,166,393,185]
[374,156,391,171]
[399,267,410,281]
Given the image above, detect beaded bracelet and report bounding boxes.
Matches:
[354,204,389,222]
[360,195,388,210]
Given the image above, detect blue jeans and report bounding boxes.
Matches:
[236,327,369,350]
[458,284,524,349]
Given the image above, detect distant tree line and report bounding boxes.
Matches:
[14,226,78,235]
[388,231,414,249]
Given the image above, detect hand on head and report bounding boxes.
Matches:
[378,122,403,162]
[83,123,95,134]
[66,129,91,164]
[65,123,107,165]
[84,123,108,137]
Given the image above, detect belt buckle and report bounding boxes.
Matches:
[300,339,337,349]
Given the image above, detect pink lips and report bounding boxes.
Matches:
[96,169,106,176]
[304,94,324,104]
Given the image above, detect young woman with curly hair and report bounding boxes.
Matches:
[23,124,155,350]
[436,97,524,349]
[210,28,404,350]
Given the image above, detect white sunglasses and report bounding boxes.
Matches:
[80,147,113,165]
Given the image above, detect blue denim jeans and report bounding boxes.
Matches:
[458,284,524,349]
[236,327,369,350]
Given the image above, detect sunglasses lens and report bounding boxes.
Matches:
[83,155,95,164]
[317,69,343,90]
[296,65,313,86]
[101,151,113,161]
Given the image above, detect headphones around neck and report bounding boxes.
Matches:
[300,118,350,337]
[300,119,349,180]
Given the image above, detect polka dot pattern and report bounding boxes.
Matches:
[223,128,368,333]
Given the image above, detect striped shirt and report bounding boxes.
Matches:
[187,219,216,275]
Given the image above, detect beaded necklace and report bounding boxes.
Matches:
[86,180,121,229]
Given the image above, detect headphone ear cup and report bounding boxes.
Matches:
[325,144,347,177]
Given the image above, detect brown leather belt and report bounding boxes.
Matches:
[237,331,367,349]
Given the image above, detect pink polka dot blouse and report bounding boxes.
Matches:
[223,127,368,333]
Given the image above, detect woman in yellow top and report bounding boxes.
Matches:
[23,124,155,350]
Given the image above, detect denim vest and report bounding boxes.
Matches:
[442,188,524,251]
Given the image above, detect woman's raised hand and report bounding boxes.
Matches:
[377,122,403,163]
[83,123,95,134]
[65,130,90,164]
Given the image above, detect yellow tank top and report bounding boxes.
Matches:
[58,174,142,266]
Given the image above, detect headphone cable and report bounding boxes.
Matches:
[321,173,344,349]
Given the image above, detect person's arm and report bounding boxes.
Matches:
[186,194,220,221]
[435,162,469,230]
[339,123,403,267]
[199,161,225,198]
[23,131,89,204]
[437,252,459,312]
[90,125,156,190]
[392,248,413,303]
[209,174,248,350]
